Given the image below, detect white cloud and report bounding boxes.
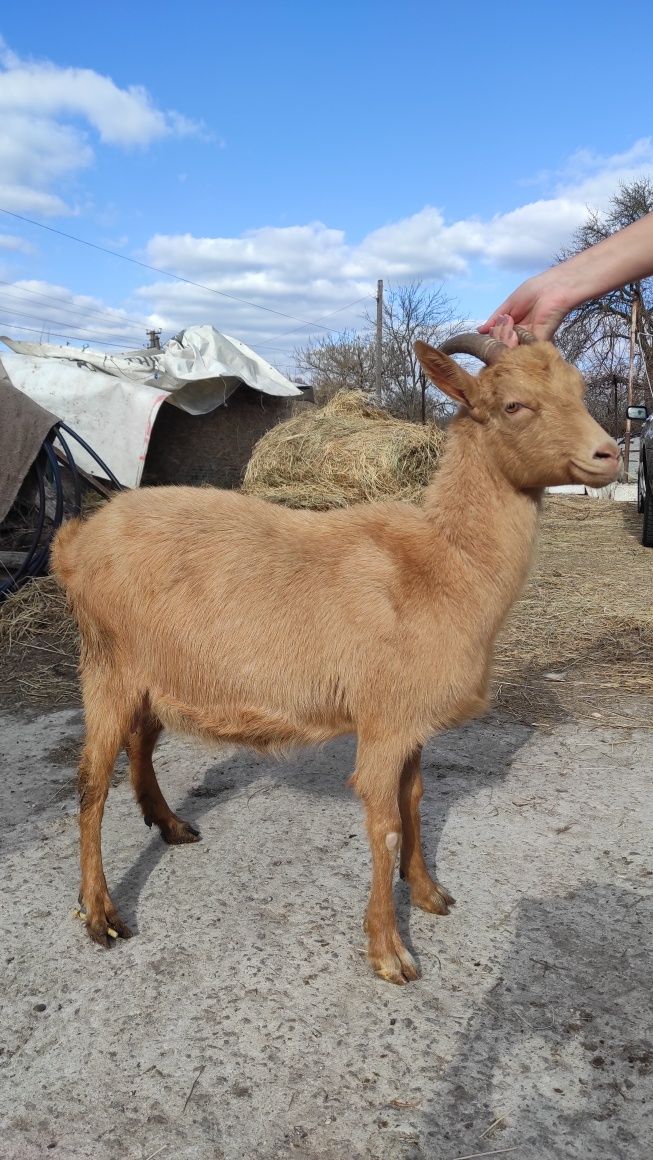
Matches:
[3,136,653,377]
[549,138,653,196]
[0,280,156,348]
[130,137,653,361]
[0,233,34,253]
[0,184,69,217]
[0,39,207,216]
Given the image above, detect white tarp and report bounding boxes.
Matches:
[0,324,301,487]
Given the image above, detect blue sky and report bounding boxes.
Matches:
[0,1,652,375]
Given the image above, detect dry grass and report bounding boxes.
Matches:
[0,576,79,707]
[242,391,446,509]
[1,495,652,726]
[493,497,653,725]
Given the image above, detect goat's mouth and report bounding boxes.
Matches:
[569,459,621,487]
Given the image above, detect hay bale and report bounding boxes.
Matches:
[0,576,79,707]
[241,391,446,509]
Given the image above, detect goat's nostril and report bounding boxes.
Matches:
[593,441,619,461]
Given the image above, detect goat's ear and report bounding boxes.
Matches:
[414,341,480,410]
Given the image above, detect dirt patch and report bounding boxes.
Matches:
[1,711,651,1159]
[45,734,82,766]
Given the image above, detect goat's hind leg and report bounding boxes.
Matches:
[78,681,134,947]
[126,702,200,845]
[399,749,455,915]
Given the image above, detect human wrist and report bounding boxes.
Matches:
[539,259,594,313]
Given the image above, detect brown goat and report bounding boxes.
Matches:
[51,333,619,984]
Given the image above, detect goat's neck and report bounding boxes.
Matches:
[423,416,541,619]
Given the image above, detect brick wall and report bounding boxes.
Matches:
[142,386,303,489]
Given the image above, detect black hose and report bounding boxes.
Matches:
[0,420,123,598]
[24,440,65,581]
[53,427,82,516]
[0,455,47,596]
[58,422,123,490]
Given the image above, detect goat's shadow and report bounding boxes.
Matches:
[414,880,652,1160]
[109,683,563,945]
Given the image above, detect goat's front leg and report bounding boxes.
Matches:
[399,749,455,915]
[352,739,419,985]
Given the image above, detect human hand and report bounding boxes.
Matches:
[488,313,518,347]
[480,212,653,341]
[478,272,572,341]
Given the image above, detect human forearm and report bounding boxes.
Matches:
[554,212,653,306]
[479,211,653,341]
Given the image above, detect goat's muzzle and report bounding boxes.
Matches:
[569,436,621,488]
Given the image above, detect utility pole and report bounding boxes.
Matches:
[146,329,162,350]
[624,287,639,481]
[420,369,427,425]
[375,279,383,404]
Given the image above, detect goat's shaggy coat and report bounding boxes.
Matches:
[52,340,619,983]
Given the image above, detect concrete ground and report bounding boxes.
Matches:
[1,706,651,1160]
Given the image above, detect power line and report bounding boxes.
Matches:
[253,345,304,355]
[257,299,377,352]
[0,278,150,331]
[0,208,352,332]
[0,293,144,339]
[0,320,147,349]
[268,294,375,342]
[0,302,143,343]
[1,281,360,351]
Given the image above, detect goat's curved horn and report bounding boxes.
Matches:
[438,325,538,365]
[438,333,507,365]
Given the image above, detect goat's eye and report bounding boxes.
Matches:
[504,401,524,414]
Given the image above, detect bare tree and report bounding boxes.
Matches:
[296,282,463,420]
[556,180,653,403]
[295,330,374,403]
[374,283,460,421]
[582,365,648,440]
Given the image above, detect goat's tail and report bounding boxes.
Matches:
[50,517,84,591]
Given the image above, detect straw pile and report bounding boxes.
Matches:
[493,496,653,725]
[242,391,446,509]
[0,576,79,707]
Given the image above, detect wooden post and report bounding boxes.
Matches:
[624,288,639,481]
[420,369,427,424]
[375,279,383,404]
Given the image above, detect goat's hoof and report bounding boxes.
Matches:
[370,944,420,985]
[84,913,133,947]
[160,816,201,845]
[411,882,455,915]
